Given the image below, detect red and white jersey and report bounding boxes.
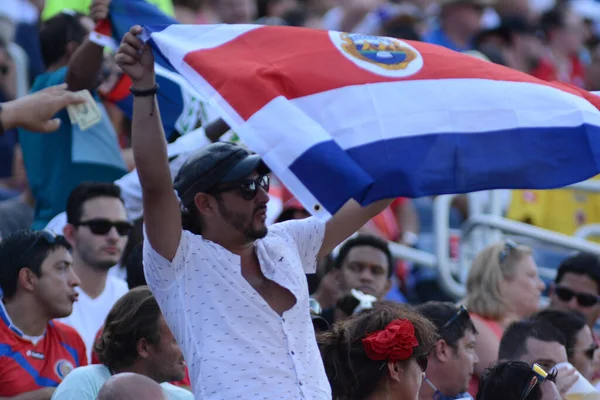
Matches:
[0,302,87,397]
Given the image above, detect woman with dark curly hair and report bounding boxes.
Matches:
[318,301,438,400]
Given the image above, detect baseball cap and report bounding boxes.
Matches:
[174,142,270,206]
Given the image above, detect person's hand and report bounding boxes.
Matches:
[555,365,578,398]
[312,269,342,310]
[90,0,111,23]
[115,25,155,88]
[1,84,86,132]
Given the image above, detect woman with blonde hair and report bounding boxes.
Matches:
[318,301,437,400]
[464,240,546,396]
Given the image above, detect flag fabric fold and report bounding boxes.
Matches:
[142,23,600,220]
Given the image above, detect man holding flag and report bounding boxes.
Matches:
[116,25,393,399]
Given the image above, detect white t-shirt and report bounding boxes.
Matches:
[143,217,331,400]
[51,364,193,400]
[60,276,129,361]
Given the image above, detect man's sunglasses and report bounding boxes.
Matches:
[520,363,549,400]
[569,344,599,360]
[74,219,133,236]
[554,285,600,308]
[498,240,518,264]
[210,175,270,201]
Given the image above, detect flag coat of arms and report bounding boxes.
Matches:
[142,24,600,220]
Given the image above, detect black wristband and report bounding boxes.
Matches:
[129,83,159,97]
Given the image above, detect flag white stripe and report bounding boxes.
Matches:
[239,78,600,165]
[145,24,259,64]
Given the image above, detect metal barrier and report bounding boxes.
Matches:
[382,179,600,301]
[575,224,600,241]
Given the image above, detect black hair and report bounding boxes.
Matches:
[39,11,87,67]
[499,319,566,361]
[125,242,146,289]
[531,309,587,358]
[477,361,557,400]
[416,301,478,347]
[555,253,600,295]
[66,182,124,225]
[0,230,71,298]
[335,235,394,279]
[540,6,569,39]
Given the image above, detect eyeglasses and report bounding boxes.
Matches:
[520,363,549,400]
[554,286,600,308]
[22,230,57,263]
[569,344,599,360]
[75,219,133,236]
[440,305,468,331]
[378,353,429,372]
[498,240,518,264]
[210,175,270,201]
[416,353,429,372]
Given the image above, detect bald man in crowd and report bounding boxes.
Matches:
[97,373,167,400]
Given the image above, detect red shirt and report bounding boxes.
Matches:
[531,55,585,88]
[0,304,87,397]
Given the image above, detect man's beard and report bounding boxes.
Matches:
[218,200,268,240]
[79,247,120,271]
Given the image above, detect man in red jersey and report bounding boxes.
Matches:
[0,229,87,399]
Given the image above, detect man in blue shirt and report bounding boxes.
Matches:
[19,2,127,229]
[416,302,478,400]
[424,0,491,53]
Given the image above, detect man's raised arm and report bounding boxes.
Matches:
[115,26,181,261]
[318,198,394,258]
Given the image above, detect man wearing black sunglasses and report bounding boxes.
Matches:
[60,182,132,362]
[549,252,600,331]
[532,309,598,383]
[117,27,395,400]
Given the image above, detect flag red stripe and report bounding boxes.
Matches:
[182,26,596,121]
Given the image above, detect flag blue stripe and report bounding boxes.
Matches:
[109,0,184,138]
[60,342,80,367]
[289,124,600,212]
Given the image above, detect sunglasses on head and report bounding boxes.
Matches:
[498,240,518,264]
[554,285,600,308]
[75,219,133,236]
[210,175,270,201]
[440,305,468,331]
[22,230,57,263]
[520,363,549,400]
